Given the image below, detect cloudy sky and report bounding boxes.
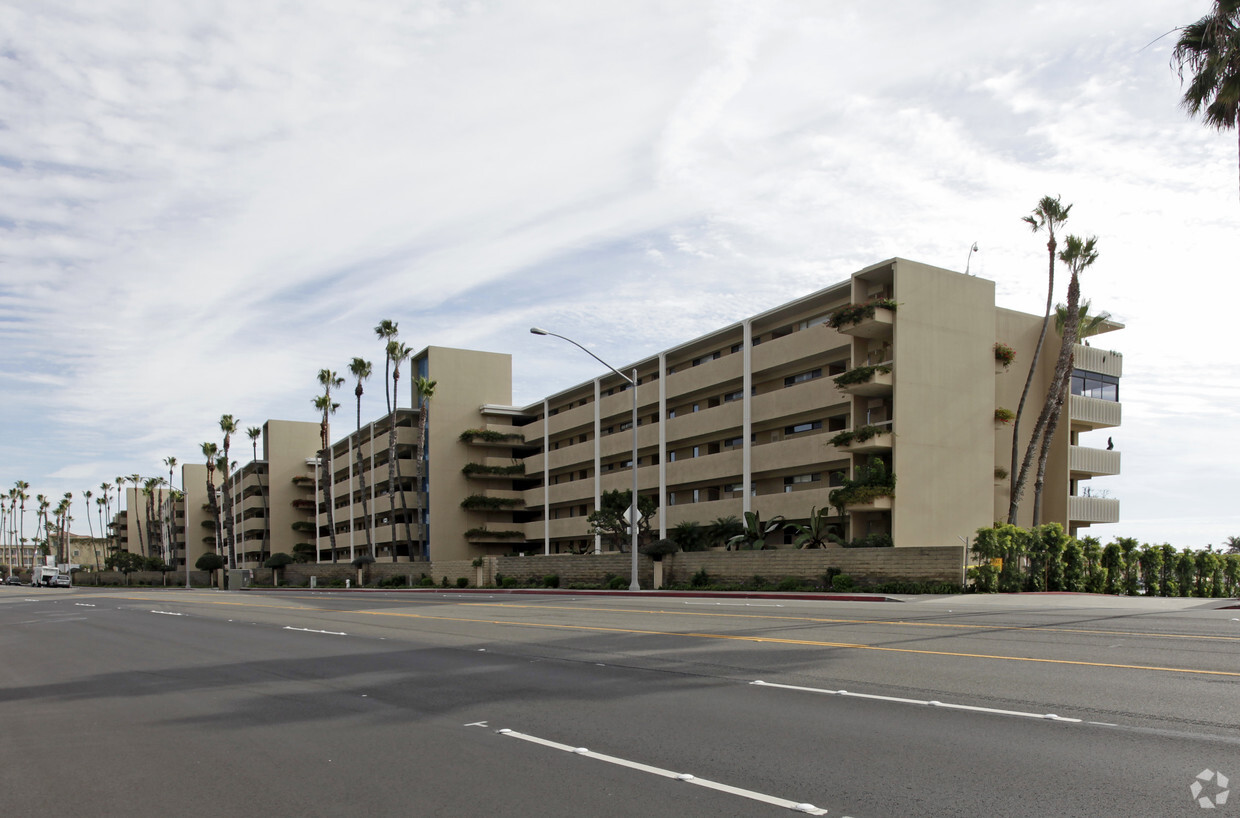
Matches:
[1,0,1235,549]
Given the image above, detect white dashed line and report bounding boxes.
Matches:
[751,680,1083,723]
[495,728,828,815]
[150,610,184,616]
[284,626,347,636]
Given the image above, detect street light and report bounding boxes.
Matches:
[531,327,641,591]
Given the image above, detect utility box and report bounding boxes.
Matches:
[227,569,253,589]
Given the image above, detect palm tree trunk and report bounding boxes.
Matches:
[356,438,374,559]
[417,401,430,561]
[1008,237,1055,524]
[387,413,399,562]
[1031,366,1073,525]
[222,445,236,568]
[321,443,339,564]
[1013,272,1083,524]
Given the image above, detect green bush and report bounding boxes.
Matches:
[606,575,627,590]
[501,576,520,588]
[777,577,804,592]
[419,575,435,587]
[542,574,560,588]
[456,577,469,588]
[690,568,710,588]
[831,573,855,591]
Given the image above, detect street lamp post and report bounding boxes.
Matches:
[531,328,641,591]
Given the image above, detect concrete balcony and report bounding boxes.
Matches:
[1069,446,1121,477]
[845,494,893,514]
[1074,344,1122,378]
[835,306,894,339]
[1069,395,1121,431]
[835,365,893,397]
[1069,495,1120,524]
[835,423,893,454]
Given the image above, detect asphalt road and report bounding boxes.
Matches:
[2,586,1237,817]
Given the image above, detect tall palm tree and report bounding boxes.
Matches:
[1008,195,1072,524]
[414,376,437,561]
[202,442,221,562]
[219,415,240,568]
[1025,235,1101,524]
[163,457,177,565]
[1173,1,1240,193]
[247,426,269,562]
[141,478,162,561]
[15,481,29,568]
[374,319,399,414]
[386,341,413,561]
[315,369,345,563]
[348,357,375,559]
[83,489,94,540]
[113,477,125,554]
[94,496,107,570]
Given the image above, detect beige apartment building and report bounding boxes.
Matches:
[142,258,1120,568]
[480,257,1120,554]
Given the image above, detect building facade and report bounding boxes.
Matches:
[128,258,1121,567]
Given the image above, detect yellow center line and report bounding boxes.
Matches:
[438,601,1240,643]
[102,593,1240,677]
[352,608,1240,678]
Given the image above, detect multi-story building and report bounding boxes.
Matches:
[221,420,321,568]
[203,258,1122,565]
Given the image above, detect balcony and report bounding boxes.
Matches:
[831,423,893,454]
[1069,446,1121,477]
[1069,495,1120,524]
[1069,395,1121,431]
[834,364,893,397]
[835,306,894,339]
[845,495,893,513]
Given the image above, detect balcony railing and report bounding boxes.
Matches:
[1068,495,1120,524]
[1069,446,1121,477]
[1069,395,1121,430]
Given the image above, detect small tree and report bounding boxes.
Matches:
[586,490,657,552]
[352,554,376,586]
[196,552,226,589]
[265,552,294,586]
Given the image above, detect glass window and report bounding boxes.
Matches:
[784,420,823,435]
[784,369,822,387]
[1071,370,1119,402]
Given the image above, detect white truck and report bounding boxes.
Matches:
[32,565,69,587]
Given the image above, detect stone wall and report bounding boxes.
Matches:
[73,570,213,587]
[493,552,655,587]
[661,547,963,586]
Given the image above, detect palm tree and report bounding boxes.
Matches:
[15,481,29,568]
[163,457,177,565]
[386,342,413,561]
[142,478,162,561]
[315,369,345,563]
[413,375,437,560]
[202,442,221,562]
[219,415,239,568]
[94,496,107,570]
[1173,1,1240,193]
[247,426,269,562]
[1008,195,1072,525]
[113,477,125,554]
[1024,235,1100,524]
[83,489,95,540]
[374,319,399,414]
[348,357,375,559]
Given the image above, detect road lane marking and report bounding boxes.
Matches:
[150,611,184,616]
[108,595,1240,678]
[74,603,95,607]
[750,680,1083,722]
[284,626,347,636]
[453,601,1240,644]
[495,728,829,815]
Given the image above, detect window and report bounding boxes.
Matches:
[723,436,743,448]
[730,343,742,354]
[784,369,822,387]
[723,390,743,402]
[692,351,720,367]
[691,445,700,458]
[724,482,743,493]
[785,420,822,435]
[1071,370,1119,402]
